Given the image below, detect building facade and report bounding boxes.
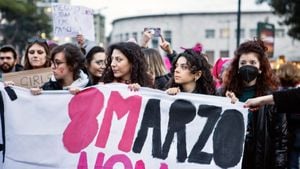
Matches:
[110,11,300,64]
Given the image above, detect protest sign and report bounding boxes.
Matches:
[0,83,247,169]
[2,68,52,89]
[52,3,95,41]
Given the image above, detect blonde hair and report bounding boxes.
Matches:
[142,48,168,77]
[277,62,300,87]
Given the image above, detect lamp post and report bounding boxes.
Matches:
[236,0,241,48]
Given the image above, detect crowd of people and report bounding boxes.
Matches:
[1,29,300,169]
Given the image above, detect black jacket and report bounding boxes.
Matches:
[41,80,63,90]
[155,73,171,90]
[273,88,300,114]
[15,64,24,72]
[242,105,288,169]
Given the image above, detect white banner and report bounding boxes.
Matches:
[51,3,95,41]
[0,83,248,169]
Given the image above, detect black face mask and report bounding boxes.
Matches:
[238,65,259,83]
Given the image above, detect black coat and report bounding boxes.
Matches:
[242,105,288,169]
[41,80,63,90]
[273,87,300,114]
[155,73,171,90]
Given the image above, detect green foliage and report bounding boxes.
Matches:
[0,0,51,51]
[257,0,300,40]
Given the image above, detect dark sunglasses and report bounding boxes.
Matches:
[28,37,47,44]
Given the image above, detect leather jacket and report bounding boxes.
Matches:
[242,105,288,169]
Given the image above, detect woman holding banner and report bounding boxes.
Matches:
[165,48,215,95]
[100,42,153,90]
[219,39,288,169]
[30,43,89,95]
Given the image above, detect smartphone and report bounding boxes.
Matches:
[144,27,161,37]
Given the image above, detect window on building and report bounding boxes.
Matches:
[235,29,245,38]
[163,30,172,44]
[205,29,215,38]
[220,28,230,38]
[132,32,138,42]
[220,50,229,58]
[125,33,129,41]
[249,29,257,38]
[275,29,285,38]
[151,38,159,48]
[205,50,215,64]
[120,34,123,42]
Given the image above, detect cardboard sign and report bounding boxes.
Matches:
[2,68,52,88]
[0,83,248,169]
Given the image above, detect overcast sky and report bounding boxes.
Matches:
[70,0,271,34]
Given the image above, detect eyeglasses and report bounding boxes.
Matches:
[51,60,66,68]
[28,37,47,44]
[28,50,45,55]
[0,56,13,60]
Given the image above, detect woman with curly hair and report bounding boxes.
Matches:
[165,49,215,95]
[101,42,153,90]
[220,39,288,169]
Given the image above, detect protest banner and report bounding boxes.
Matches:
[2,68,52,89]
[0,83,247,169]
[51,3,95,41]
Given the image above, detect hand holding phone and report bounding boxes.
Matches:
[144,27,161,37]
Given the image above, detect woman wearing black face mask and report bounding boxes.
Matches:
[217,39,288,169]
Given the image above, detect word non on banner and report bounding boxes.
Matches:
[0,83,248,169]
[51,3,95,41]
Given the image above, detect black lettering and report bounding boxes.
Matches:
[213,109,245,168]
[161,99,196,162]
[133,99,162,158]
[188,105,221,164]
[133,99,196,163]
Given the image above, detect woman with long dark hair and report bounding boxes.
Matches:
[220,39,287,169]
[101,42,153,90]
[85,46,106,85]
[165,49,215,95]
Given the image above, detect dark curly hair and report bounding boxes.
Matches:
[101,42,153,87]
[167,49,216,95]
[85,46,106,84]
[222,39,278,97]
[24,41,51,70]
[50,43,85,80]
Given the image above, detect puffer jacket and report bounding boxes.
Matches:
[242,104,288,169]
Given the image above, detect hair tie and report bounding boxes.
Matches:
[180,43,203,53]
